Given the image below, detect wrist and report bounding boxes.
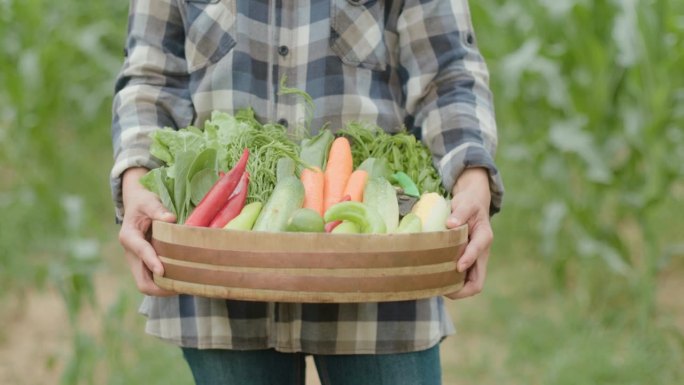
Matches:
[122,167,150,203]
[452,167,489,196]
[122,167,149,188]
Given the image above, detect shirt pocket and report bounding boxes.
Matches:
[330,0,388,71]
[182,0,237,73]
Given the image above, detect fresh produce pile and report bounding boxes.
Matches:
[141,110,453,234]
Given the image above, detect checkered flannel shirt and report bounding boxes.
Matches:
[110,0,504,354]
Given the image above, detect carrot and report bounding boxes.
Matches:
[300,167,325,216]
[323,137,353,212]
[342,169,368,202]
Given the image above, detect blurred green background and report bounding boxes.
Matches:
[1,0,683,384]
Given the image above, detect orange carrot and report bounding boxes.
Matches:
[323,137,353,212]
[300,167,325,216]
[342,169,369,202]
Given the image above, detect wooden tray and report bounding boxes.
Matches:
[151,221,468,303]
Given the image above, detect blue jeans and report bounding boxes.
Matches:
[181,344,442,385]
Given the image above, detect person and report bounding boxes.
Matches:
[111,0,504,384]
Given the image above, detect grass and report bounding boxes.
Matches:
[1,0,683,384]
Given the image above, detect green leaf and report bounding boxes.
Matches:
[189,168,218,207]
[139,168,176,215]
[358,157,392,180]
[172,150,198,223]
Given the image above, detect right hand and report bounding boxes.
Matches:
[119,167,177,296]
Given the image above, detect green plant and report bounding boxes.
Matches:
[472,0,684,323]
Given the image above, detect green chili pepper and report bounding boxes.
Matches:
[392,171,420,197]
[323,201,386,234]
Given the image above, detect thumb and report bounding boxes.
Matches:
[142,200,176,223]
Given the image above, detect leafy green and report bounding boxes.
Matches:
[189,169,218,206]
[142,109,303,222]
[338,122,444,195]
[299,128,335,170]
[357,157,392,180]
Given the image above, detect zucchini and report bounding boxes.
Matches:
[253,176,305,232]
[276,157,296,182]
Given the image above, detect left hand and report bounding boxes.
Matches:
[444,167,493,300]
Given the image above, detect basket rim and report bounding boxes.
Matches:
[152,220,468,253]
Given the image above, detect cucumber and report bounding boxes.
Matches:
[253,176,305,232]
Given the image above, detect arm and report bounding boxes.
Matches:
[111,0,193,295]
[397,0,504,298]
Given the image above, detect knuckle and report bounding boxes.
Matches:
[137,281,157,296]
[483,227,494,243]
[118,227,132,247]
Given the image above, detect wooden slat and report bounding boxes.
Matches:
[152,221,468,253]
[153,239,465,269]
[159,257,457,277]
[162,263,462,293]
[154,275,465,303]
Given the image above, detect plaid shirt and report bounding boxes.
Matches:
[111,0,503,354]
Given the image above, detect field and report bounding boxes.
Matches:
[1,0,683,384]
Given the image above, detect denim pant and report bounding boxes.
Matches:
[181,344,442,385]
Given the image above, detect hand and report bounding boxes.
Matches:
[118,167,177,296]
[444,168,493,300]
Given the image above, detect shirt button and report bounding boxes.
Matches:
[465,33,474,45]
[277,118,288,127]
[278,45,289,57]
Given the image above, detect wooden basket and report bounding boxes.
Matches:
[151,221,468,303]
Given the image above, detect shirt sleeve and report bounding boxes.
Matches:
[110,0,195,222]
[397,0,504,214]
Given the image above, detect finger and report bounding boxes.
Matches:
[119,226,165,276]
[125,252,175,296]
[446,255,488,299]
[457,224,493,272]
[138,259,177,296]
[447,200,477,228]
[140,198,176,223]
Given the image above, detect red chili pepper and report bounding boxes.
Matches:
[185,148,250,227]
[325,220,342,233]
[209,171,250,228]
[323,194,351,233]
